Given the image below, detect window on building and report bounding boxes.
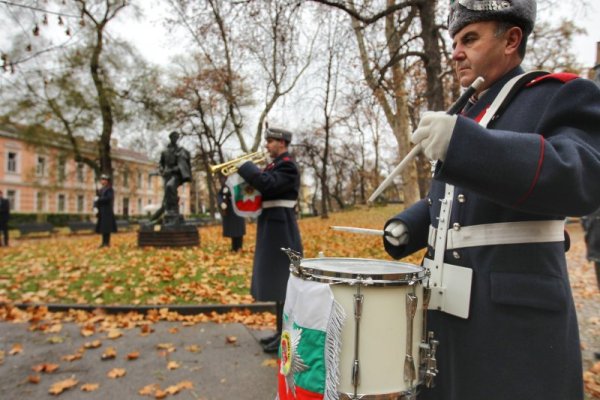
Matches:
[7,152,17,173]
[123,170,129,187]
[36,156,46,177]
[148,173,153,189]
[76,163,85,183]
[57,157,66,182]
[36,192,46,211]
[58,194,66,212]
[137,172,143,189]
[77,195,84,213]
[137,198,142,214]
[123,197,129,217]
[6,190,16,210]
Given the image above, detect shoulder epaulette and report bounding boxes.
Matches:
[281,156,292,162]
[526,72,579,87]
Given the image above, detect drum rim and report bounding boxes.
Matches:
[293,257,425,286]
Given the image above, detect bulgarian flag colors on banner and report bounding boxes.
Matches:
[277,275,346,400]
[225,173,262,218]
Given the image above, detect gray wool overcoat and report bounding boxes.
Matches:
[238,152,303,302]
[385,67,600,400]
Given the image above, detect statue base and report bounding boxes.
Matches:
[138,222,199,247]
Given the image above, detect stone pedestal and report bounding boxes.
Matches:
[138,222,199,247]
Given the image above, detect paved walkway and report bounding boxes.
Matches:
[0,321,278,400]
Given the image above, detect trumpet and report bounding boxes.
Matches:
[209,151,267,176]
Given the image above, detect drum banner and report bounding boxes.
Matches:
[225,173,262,218]
[276,275,346,400]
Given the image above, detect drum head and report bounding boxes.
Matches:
[297,257,424,286]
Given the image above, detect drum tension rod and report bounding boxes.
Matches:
[351,284,364,398]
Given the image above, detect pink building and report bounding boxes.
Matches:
[0,122,191,217]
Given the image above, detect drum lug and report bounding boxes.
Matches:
[352,288,364,395]
[420,331,439,388]
[404,293,418,384]
[281,247,303,275]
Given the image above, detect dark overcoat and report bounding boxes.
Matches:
[217,186,246,238]
[95,186,117,234]
[238,152,303,302]
[0,198,9,229]
[384,67,600,400]
[582,207,600,261]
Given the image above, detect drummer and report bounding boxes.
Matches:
[237,126,303,353]
[383,0,600,399]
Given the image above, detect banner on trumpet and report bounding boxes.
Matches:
[226,173,262,218]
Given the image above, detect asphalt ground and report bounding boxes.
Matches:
[0,321,278,400]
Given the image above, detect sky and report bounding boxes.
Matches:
[125,2,600,69]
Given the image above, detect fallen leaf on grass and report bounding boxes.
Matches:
[80,383,99,392]
[126,351,140,360]
[168,327,179,334]
[28,374,41,384]
[9,343,23,355]
[107,368,126,378]
[49,377,78,395]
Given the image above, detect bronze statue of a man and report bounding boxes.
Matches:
[152,131,191,224]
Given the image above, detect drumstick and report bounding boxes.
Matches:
[330,226,388,237]
[367,76,485,205]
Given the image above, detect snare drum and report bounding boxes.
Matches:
[296,257,426,399]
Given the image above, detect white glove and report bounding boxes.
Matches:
[384,221,408,246]
[411,111,458,161]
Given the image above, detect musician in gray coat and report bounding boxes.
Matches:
[0,190,10,246]
[217,178,246,252]
[383,1,600,399]
[94,174,117,248]
[582,207,600,289]
[237,127,303,353]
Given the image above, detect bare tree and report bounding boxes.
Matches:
[525,19,584,73]
[166,0,315,154]
[0,0,150,179]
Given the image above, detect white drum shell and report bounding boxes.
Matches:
[295,257,425,397]
[333,283,424,396]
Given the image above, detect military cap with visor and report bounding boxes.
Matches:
[448,0,537,37]
[264,127,293,143]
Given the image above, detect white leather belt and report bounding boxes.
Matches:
[427,220,565,250]
[262,199,296,209]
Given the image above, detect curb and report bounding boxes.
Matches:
[3,302,277,315]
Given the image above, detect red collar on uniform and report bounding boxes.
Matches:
[525,72,579,87]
